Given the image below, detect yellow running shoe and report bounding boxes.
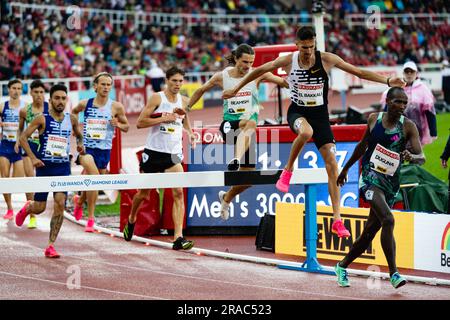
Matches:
[27,215,37,229]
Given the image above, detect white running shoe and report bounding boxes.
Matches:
[218,191,230,220]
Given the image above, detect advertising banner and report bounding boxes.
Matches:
[275,203,415,269]
[186,126,364,227]
[414,213,450,273]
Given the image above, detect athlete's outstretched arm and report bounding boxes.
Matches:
[260,72,289,88]
[186,72,222,112]
[337,113,376,186]
[223,54,292,99]
[323,52,406,88]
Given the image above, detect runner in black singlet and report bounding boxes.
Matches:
[223,26,406,238]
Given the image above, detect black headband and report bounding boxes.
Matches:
[93,72,113,83]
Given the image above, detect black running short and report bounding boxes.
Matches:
[139,149,182,173]
[287,102,335,149]
[219,119,256,168]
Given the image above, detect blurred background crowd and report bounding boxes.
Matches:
[0,0,448,80]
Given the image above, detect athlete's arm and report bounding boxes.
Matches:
[71,114,85,155]
[0,102,3,140]
[337,113,377,186]
[111,102,130,133]
[14,107,28,153]
[136,93,177,129]
[259,72,289,88]
[181,96,196,148]
[223,54,293,99]
[19,115,45,167]
[441,135,450,168]
[71,99,88,117]
[402,119,425,165]
[322,52,406,87]
[186,72,222,112]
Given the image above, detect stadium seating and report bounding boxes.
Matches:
[0,1,448,80]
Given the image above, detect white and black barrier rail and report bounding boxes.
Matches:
[0,169,328,194]
[0,168,331,274]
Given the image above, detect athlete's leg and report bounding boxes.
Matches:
[276,117,313,193]
[0,157,13,211]
[339,208,381,268]
[165,163,185,240]
[48,193,66,246]
[366,186,398,276]
[27,200,47,216]
[284,117,312,171]
[234,120,257,164]
[22,156,35,201]
[128,188,151,224]
[78,154,100,221]
[319,143,347,224]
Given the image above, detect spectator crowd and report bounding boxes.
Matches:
[0,0,448,81]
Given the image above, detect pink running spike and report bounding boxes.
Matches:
[276,169,293,193]
[332,220,351,238]
[44,245,60,258]
[3,209,14,220]
[15,201,31,227]
[85,218,95,233]
[73,194,83,221]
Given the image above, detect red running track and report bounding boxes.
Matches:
[0,213,449,301]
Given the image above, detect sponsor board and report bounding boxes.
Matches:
[50,178,129,189]
[275,203,415,269]
[414,213,450,273]
[187,142,359,227]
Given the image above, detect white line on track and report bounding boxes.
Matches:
[0,234,364,300]
[71,254,365,300]
[0,270,167,300]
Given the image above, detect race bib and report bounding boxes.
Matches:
[159,119,182,137]
[228,90,252,114]
[45,135,68,157]
[369,144,400,176]
[297,83,324,107]
[2,122,19,141]
[86,119,108,140]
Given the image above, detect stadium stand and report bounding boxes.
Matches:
[0,1,448,81]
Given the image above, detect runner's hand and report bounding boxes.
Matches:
[162,112,177,123]
[14,142,20,154]
[442,159,448,169]
[336,169,348,187]
[188,132,196,149]
[32,158,45,168]
[401,150,413,162]
[174,108,186,116]
[77,144,85,155]
[110,117,119,127]
[390,77,406,88]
